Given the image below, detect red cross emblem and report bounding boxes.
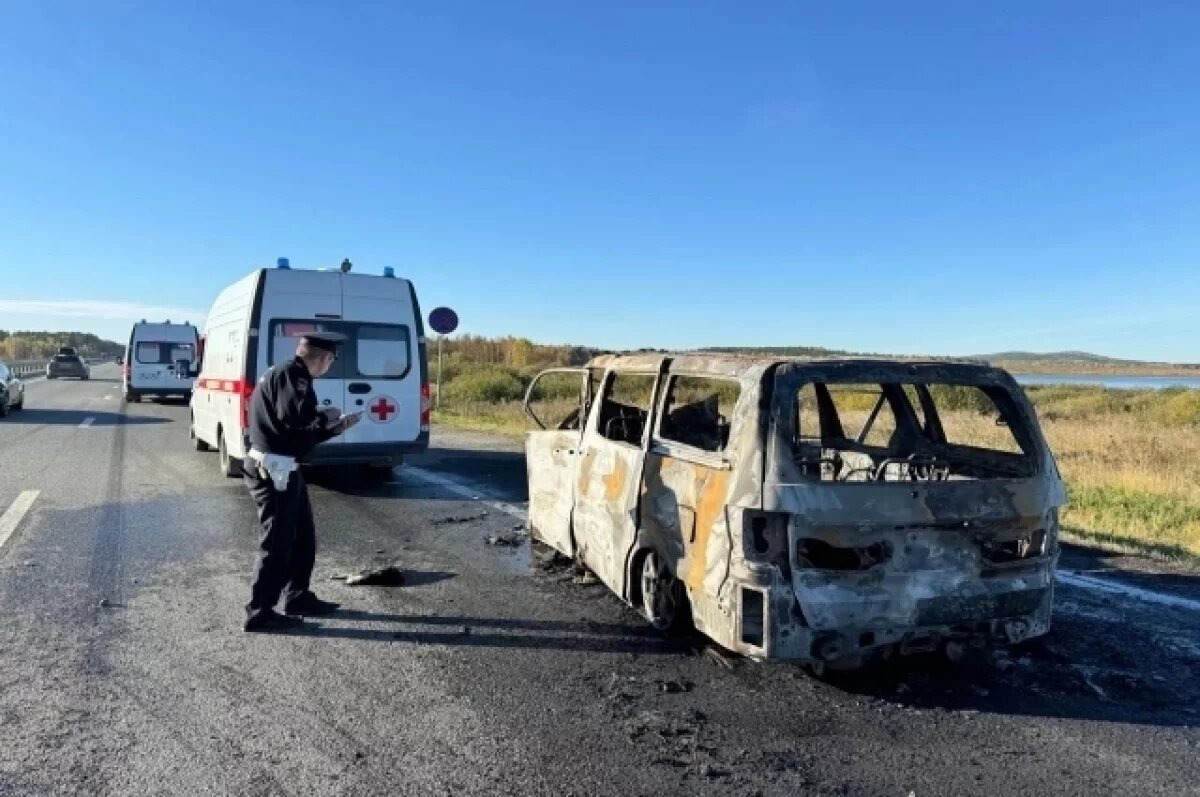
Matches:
[368,395,398,423]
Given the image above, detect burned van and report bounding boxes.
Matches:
[524,355,1065,667]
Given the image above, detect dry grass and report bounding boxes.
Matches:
[1039,415,1200,559]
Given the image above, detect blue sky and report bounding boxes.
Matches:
[1,1,1197,361]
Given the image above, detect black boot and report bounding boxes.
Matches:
[283,591,341,616]
[244,608,306,633]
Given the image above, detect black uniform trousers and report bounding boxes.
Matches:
[245,463,316,614]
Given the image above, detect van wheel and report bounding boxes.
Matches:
[191,416,211,452]
[125,391,140,403]
[640,549,688,633]
[0,400,8,419]
[217,431,241,478]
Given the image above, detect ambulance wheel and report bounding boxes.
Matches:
[217,431,241,478]
[190,416,211,451]
[639,549,689,633]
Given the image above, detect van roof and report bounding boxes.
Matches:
[585,352,1013,381]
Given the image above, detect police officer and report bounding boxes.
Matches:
[243,331,361,632]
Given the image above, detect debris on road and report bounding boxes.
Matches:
[433,512,488,526]
[699,646,738,670]
[344,565,406,586]
[485,530,526,547]
[656,679,693,694]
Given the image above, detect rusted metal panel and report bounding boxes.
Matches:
[525,429,582,555]
[574,440,644,593]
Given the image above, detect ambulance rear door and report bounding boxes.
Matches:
[339,273,422,449]
[259,269,348,450]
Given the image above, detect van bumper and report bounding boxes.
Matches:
[127,386,193,398]
[713,557,1056,664]
[304,434,430,467]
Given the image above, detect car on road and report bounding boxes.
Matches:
[47,353,90,380]
[0,361,26,417]
[524,355,1066,668]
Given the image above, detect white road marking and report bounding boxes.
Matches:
[79,416,96,428]
[1057,570,1200,613]
[406,466,1200,615]
[403,466,528,521]
[0,491,40,556]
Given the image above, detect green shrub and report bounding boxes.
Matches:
[1151,389,1200,427]
[527,372,585,402]
[926,384,994,413]
[443,367,526,403]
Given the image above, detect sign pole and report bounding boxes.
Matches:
[437,334,444,410]
[427,306,459,414]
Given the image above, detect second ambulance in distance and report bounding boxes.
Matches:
[190,258,431,477]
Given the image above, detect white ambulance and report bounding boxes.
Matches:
[123,321,201,402]
[189,258,431,477]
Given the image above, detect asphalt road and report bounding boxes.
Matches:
[1,364,1198,796]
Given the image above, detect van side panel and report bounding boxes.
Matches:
[192,270,260,458]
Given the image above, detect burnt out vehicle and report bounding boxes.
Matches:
[523,355,1065,668]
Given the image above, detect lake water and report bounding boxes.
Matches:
[1013,373,1200,390]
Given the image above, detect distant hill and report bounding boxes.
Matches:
[976,351,1126,363]
[976,351,1199,375]
[699,347,1199,375]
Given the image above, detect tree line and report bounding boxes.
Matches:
[0,331,124,361]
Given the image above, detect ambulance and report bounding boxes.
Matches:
[123,321,201,402]
[189,258,431,477]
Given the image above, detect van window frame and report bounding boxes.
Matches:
[266,318,414,382]
[266,319,350,380]
[773,367,1043,482]
[589,370,660,450]
[350,322,414,381]
[650,372,740,468]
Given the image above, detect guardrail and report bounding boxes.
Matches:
[11,361,45,378]
[9,358,115,378]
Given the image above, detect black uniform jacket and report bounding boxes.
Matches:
[248,358,338,459]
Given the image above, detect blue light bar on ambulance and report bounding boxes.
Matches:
[277,257,290,269]
[383,267,395,278]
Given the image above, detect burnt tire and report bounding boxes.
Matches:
[639,549,689,633]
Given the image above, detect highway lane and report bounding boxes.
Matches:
[1,364,1198,795]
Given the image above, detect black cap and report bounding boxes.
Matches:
[300,331,347,353]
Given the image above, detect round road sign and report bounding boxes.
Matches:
[429,307,459,335]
